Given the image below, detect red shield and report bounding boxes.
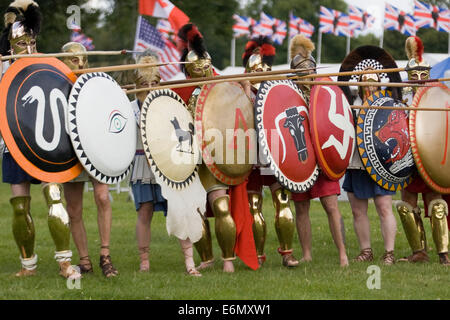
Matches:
[310,77,355,180]
[255,80,318,192]
[0,57,82,182]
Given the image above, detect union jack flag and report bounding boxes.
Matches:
[384,3,416,36]
[133,16,181,80]
[70,23,95,50]
[232,14,259,38]
[156,19,176,42]
[348,5,375,33]
[289,13,314,38]
[259,12,287,45]
[414,0,450,33]
[319,6,351,37]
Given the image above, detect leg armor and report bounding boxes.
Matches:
[42,183,72,261]
[193,213,214,264]
[212,195,236,261]
[429,199,449,254]
[248,192,266,262]
[10,196,37,270]
[273,188,295,252]
[396,200,427,253]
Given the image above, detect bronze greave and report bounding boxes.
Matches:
[10,196,35,259]
[193,214,214,263]
[248,192,266,258]
[42,183,71,258]
[212,195,236,260]
[273,188,295,252]
[429,199,449,254]
[396,201,426,252]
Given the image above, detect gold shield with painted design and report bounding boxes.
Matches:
[409,84,450,194]
[141,89,200,190]
[195,82,255,185]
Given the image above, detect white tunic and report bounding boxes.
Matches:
[130,99,157,184]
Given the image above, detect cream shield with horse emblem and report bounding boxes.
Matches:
[68,72,136,184]
[140,89,200,189]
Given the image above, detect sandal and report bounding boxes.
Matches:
[353,248,374,262]
[278,248,299,268]
[139,260,150,272]
[59,261,82,280]
[439,253,450,266]
[99,255,119,278]
[78,256,93,274]
[186,268,202,277]
[381,250,395,265]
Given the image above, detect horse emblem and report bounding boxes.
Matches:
[170,117,195,154]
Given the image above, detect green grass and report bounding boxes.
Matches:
[0,178,448,300]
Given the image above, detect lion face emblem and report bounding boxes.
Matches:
[375,110,410,164]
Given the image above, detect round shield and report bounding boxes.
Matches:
[0,57,82,183]
[141,89,200,190]
[357,90,415,191]
[255,80,319,192]
[410,84,450,194]
[195,82,254,185]
[310,77,354,180]
[68,72,136,184]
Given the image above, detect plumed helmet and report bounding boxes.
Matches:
[289,34,316,71]
[242,36,275,73]
[338,45,402,104]
[1,0,42,55]
[177,23,212,77]
[405,36,430,80]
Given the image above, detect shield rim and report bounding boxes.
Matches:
[68,72,133,184]
[357,89,413,191]
[0,57,82,183]
[409,83,450,194]
[255,79,319,192]
[140,88,199,190]
[195,82,252,186]
[310,77,354,181]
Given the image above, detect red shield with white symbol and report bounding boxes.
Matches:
[310,78,355,180]
[255,80,318,192]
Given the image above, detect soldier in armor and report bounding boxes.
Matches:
[0,0,80,279]
[60,42,119,277]
[338,46,401,265]
[174,23,257,273]
[396,36,449,265]
[129,49,201,275]
[241,36,299,267]
[289,35,348,267]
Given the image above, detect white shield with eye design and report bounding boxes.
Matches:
[68,72,136,184]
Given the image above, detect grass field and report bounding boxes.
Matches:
[0,176,448,300]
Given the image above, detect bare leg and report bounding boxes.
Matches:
[91,180,112,256]
[179,238,201,276]
[294,200,312,262]
[136,202,153,271]
[347,192,371,251]
[373,195,396,252]
[11,182,31,197]
[63,182,88,262]
[320,195,348,266]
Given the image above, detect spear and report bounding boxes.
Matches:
[0,50,140,61]
[73,61,191,75]
[126,77,426,95]
[351,105,450,112]
[120,66,325,89]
